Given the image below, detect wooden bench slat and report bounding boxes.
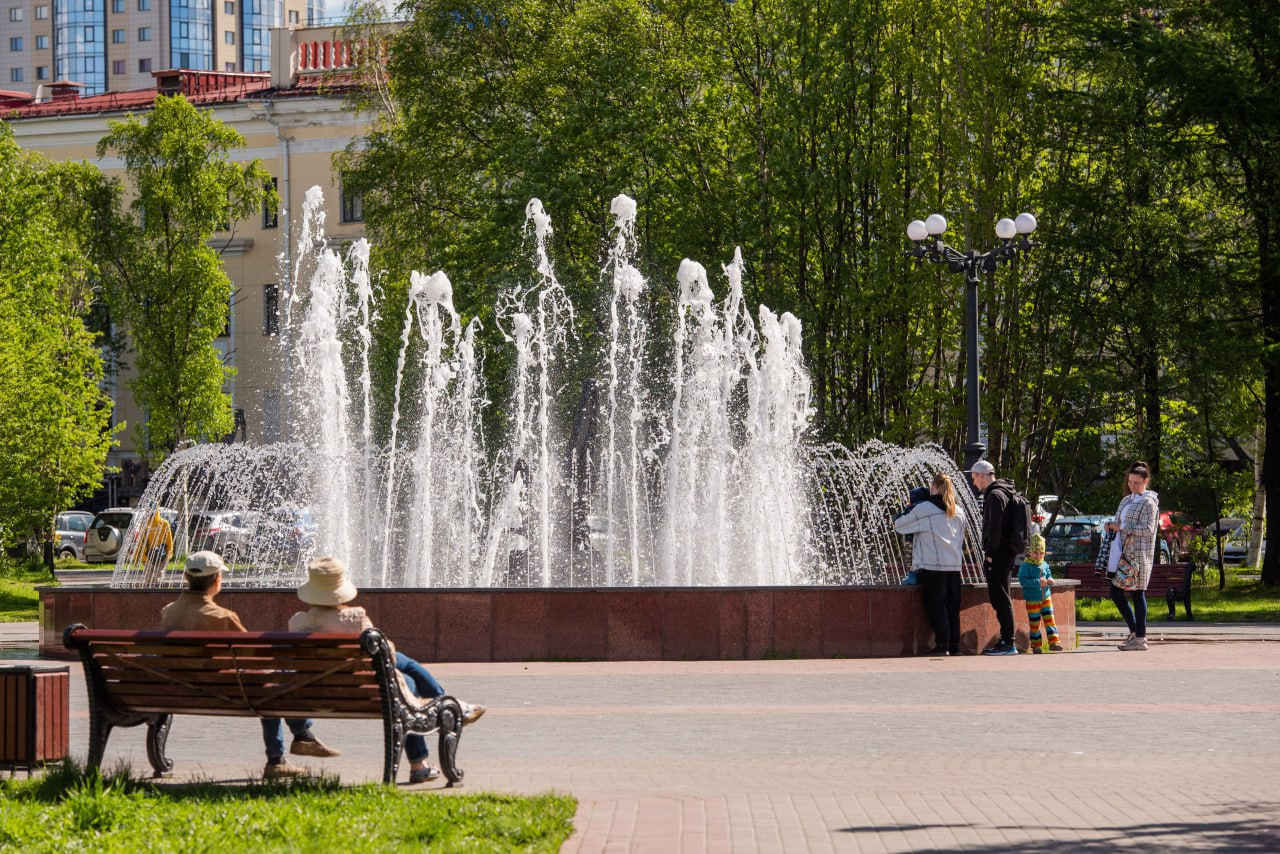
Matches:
[108,688,382,708]
[93,654,374,673]
[97,669,377,687]
[115,704,387,719]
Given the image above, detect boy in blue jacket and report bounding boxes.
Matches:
[1018,534,1062,652]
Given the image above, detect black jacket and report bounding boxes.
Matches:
[981,478,1019,557]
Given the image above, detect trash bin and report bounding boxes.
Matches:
[1,664,70,775]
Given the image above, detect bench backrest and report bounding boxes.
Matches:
[1064,562,1192,598]
[64,627,390,719]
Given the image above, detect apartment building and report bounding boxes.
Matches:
[6,24,376,496]
[1,0,322,96]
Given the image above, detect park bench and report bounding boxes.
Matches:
[1063,562,1195,621]
[62,624,467,785]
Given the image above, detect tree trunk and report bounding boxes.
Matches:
[1260,216,1279,586]
[1249,421,1265,568]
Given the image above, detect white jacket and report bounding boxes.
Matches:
[893,499,967,571]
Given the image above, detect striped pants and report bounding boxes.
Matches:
[1024,592,1059,647]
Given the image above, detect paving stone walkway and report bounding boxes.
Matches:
[4,634,1279,851]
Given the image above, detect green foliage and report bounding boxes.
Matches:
[0,760,577,852]
[0,124,118,550]
[1075,579,1280,623]
[92,95,276,459]
[338,0,1269,543]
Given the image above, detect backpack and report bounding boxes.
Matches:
[1005,488,1033,554]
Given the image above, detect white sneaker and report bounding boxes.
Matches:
[1117,633,1135,649]
[1118,635,1148,651]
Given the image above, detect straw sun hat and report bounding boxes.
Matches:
[297,555,358,606]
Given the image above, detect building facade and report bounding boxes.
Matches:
[7,24,374,502]
[1,0,323,96]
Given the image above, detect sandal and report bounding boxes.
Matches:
[409,765,440,784]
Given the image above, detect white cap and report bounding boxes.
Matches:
[184,551,228,577]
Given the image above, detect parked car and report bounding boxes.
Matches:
[54,511,94,561]
[1031,494,1082,535]
[187,511,259,563]
[84,507,177,563]
[1160,510,1202,561]
[1210,522,1266,567]
[1043,515,1109,564]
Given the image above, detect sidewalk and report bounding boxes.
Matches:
[4,637,1279,851]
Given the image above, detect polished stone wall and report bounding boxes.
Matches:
[39,583,1077,661]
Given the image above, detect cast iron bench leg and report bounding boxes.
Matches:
[381,704,406,785]
[1166,588,1177,620]
[437,697,464,787]
[145,714,174,778]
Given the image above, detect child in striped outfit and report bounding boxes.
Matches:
[1018,534,1062,652]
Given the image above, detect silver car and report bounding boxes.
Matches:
[54,511,95,560]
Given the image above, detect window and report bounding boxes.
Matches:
[112,59,124,74]
[35,4,48,18]
[112,29,125,43]
[36,65,48,79]
[340,181,364,223]
[9,67,22,82]
[263,284,279,335]
[179,51,189,66]
[8,8,22,22]
[262,178,278,229]
[112,0,123,10]
[8,37,20,51]
[84,26,95,41]
[225,61,234,71]
[288,9,297,23]
[224,30,234,44]
[224,0,233,12]
[35,35,48,49]
[137,0,149,9]
[138,27,151,41]
[138,57,151,72]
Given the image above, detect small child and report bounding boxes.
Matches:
[1018,533,1062,653]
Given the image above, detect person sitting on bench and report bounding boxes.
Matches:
[161,550,341,778]
[287,555,486,784]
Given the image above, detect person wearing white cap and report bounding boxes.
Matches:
[161,550,341,779]
[288,555,487,784]
[967,459,1021,655]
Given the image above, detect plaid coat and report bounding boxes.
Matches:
[1116,490,1160,590]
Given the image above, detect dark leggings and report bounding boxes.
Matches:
[1109,585,1147,637]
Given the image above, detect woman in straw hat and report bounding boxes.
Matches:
[288,555,486,783]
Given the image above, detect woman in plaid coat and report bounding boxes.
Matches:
[1104,461,1160,651]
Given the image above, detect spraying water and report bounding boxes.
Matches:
[113,189,982,589]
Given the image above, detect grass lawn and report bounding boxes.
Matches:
[1075,571,1280,623]
[0,762,576,853]
[0,558,55,622]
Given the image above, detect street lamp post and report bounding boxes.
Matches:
[906,212,1038,472]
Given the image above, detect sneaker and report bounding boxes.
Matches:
[1031,646,1044,654]
[1119,635,1148,651]
[982,640,1017,656]
[1117,632,1135,649]
[461,702,487,725]
[263,759,304,779]
[1049,642,1064,652]
[408,764,440,784]
[291,736,342,758]
[928,645,949,656]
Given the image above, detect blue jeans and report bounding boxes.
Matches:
[261,717,312,761]
[1110,585,1148,637]
[397,652,444,762]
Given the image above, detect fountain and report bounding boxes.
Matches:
[38,190,1076,659]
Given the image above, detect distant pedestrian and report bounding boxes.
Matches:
[968,460,1025,655]
[1105,461,1159,651]
[1018,534,1062,653]
[139,508,173,585]
[893,473,966,656]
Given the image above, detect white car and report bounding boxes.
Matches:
[1032,494,1082,535]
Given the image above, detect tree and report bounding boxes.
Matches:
[0,124,118,555]
[93,95,275,458]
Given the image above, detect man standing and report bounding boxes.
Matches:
[968,460,1019,655]
[161,551,341,777]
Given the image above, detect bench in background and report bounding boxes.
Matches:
[1064,562,1194,620]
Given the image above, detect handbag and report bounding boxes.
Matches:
[1111,554,1139,591]
[1094,529,1114,576]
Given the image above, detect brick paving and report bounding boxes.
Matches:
[5,636,1280,851]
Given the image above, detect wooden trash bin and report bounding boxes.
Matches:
[1,664,70,775]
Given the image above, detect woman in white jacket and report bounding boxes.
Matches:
[893,473,967,655]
